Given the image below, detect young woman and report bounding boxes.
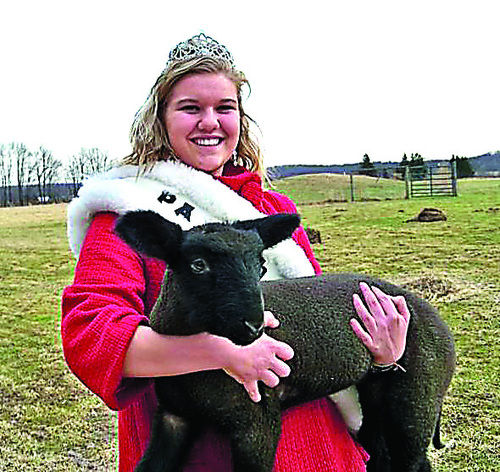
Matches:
[62,33,409,471]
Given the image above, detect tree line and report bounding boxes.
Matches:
[359,152,474,178]
[0,143,112,207]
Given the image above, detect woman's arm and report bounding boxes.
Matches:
[61,213,152,410]
[123,312,294,403]
[64,213,294,408]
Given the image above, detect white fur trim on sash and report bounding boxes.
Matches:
[67,160,315,280]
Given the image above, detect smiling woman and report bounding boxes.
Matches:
[164,73,240,175]
[124,36,262,175]
[61,33,409,472]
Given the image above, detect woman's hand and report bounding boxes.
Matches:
[222,311,294,402]
[350,282,410,366]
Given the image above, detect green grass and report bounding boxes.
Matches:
[272,176,500,471]
[271,173,407,203]
[0,205,117,471]
[0,176,498,471]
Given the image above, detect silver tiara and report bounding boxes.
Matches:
[166,33,235,68]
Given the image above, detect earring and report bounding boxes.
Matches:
[232,150,239,166]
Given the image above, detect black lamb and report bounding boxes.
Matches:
[115,210,456,472]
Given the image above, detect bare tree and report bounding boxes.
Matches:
[65,147,111,197]
[32,146,62,203]
[66,153,86,197]
[11,142,33,206]
[81,147,112,175]
[0,144,15,206]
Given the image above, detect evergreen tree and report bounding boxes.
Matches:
[450,155,475,178]
[409,153,424,167]
[400,153,409,168]
[360,153,376,177]
[395,153,409,179]
[408,152,427,179]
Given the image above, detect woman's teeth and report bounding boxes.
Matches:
[193,138,222,146]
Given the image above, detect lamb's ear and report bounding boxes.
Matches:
[233,214,301,249]
[115,210,183,264]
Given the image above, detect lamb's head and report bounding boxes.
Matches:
[115,210,300,345]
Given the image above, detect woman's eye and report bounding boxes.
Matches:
[218,105,237,113]
[190,258,209,274]
[180,105,199,113]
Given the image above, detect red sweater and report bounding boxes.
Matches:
[61,166,368,471]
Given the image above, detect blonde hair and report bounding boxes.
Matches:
[123,56,265,176]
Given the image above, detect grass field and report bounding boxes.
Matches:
[0,176,498,471]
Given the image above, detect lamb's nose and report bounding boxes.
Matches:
[243,320,264,338]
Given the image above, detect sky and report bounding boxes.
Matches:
[1,0,499,167]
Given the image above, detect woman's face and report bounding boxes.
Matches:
[163,72,240,176]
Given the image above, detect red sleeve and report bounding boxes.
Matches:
[61,212,153,410]
[263,190,322,275]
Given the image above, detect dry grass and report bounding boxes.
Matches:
[0,176,499,471]
[0,203,118,471]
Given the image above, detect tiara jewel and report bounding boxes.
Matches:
[166,33,235,68]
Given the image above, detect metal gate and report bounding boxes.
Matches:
[405,162,457,198]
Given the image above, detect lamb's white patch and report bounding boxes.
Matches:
[329,385,363,434]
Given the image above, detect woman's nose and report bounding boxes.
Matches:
[198,108,219,130]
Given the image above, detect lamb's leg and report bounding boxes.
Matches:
[359,370,442,472]
[382,397,436,472]
[228,396,282,472]
[135,408,196,472]
[356,377,392,472]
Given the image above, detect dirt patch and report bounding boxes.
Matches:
[396,273,485,303]
[305,227,322,244]
[406,208,447,223]
[473,207,499,213]
[300,198,348,205]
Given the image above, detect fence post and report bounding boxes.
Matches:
[404,167,410,199]
[350,173,355,202]
[451,160,458,196]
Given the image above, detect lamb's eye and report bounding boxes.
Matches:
[190,258,209,274]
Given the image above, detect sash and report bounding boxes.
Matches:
[67,160,315,281]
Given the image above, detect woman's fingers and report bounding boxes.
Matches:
[275,341,294,362]
[352,282,411,365]
[270,357,291,378]
[371,286,398,318]
[224,332,294,402]
[349,318,374,350]
[359,282,385,318]
[260,370,280,389]
[243,380,261,403]
[392,295,411,324]
[260,334,294,361]
[353,293,378,332]
[263,310,279,328]
[359,284,405,328]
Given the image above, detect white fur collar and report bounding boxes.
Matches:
[67,161,315,280]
